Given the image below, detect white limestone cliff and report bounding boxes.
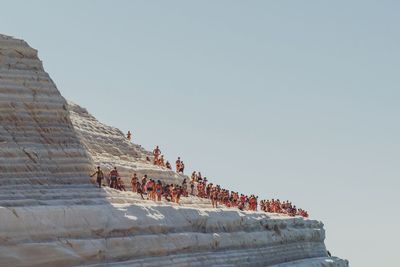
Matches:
[0,34,92,199]
[68,101,185,186]
[0,34,349,267]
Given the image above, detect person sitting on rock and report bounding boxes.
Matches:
[127,130,132,141]
[117,177,126,191]
[153,146,161,164]
[90,166,104,188]
[165,161,172,170]
[175,157,181,173]
[131,173,138,192]
[109,167,119,189]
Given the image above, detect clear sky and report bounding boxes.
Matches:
[1,1,399,266]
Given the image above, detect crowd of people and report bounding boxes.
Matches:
[91,166,127,191]
[91,169,309,218]
[260,199,309,217]
[130,173,185,203]
[151,145,184,174]
[91,138,310,218]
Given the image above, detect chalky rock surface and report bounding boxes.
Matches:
[0,34,92,203]
[68,101,185,186]
[0,34,348,267]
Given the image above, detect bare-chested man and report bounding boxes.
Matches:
[109,167,119,189]
[153,146,161,164]
[90,166,104,188]
[131,173,138,192]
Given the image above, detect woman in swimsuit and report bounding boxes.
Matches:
[131,174,138,192]
[155,180,163,201]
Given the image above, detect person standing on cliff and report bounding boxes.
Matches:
[175,157,181,173]
[131,173,138,192]
[90,166,104,188]
[179,161,185,174]
[153,146,161,164]
[109,167,119,189]
[127,131,132,141]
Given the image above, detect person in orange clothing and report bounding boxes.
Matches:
[117,177,126,191]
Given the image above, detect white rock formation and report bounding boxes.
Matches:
[0,34,349,267]
[68,101,185,186]
[0,34,92,197]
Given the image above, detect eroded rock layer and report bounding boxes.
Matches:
[0,189,348,267]
[0,34,92,191]
[68,101,185,186]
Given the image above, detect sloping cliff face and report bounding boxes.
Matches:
[0,34,348,267]
[0,34,92,191]
[68,101,185,185]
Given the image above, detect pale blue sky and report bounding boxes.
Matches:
[1,1,399,266]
